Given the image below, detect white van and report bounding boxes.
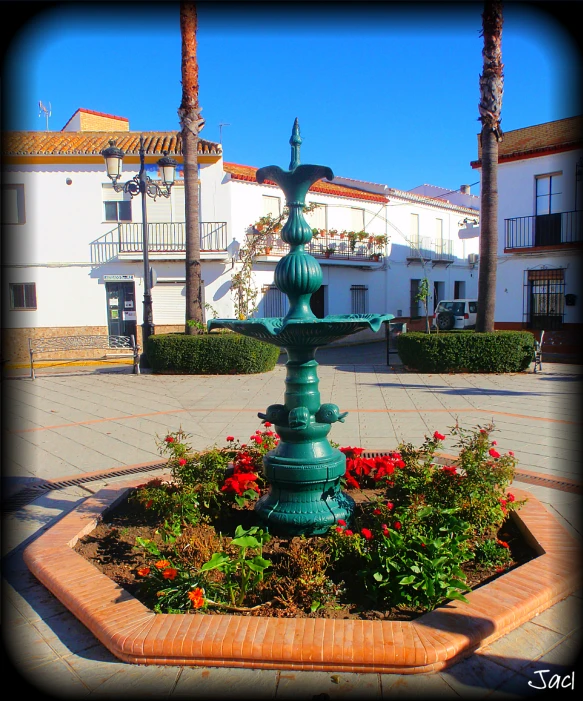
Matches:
[432,299,478,330]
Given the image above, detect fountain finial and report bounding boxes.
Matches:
[289,118,302,171]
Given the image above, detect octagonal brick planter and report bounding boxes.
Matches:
[23,476,581,674]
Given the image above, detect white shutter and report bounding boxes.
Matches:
[147,195,173,224]
[102,183,127,202]
[172,185,185,223]
[152,282,186,324]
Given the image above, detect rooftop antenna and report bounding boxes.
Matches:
[38,101,51,131]
[218,122,230,144]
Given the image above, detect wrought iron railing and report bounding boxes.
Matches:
[505,211,582,249]
[407,237,454,261]
[90,222,228,264]
[257,231,387,261]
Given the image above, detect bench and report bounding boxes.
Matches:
[28,335,140,380]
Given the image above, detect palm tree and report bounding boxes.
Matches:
[178,2,205,333]
[476,1,504,333]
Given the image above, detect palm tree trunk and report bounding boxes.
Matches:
[476,0,504,333]
[179,1,204,334]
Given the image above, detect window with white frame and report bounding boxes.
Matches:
[350,285,368,314]
[263,195,281,218]
[2,184,26,224]
[261,285,289,317]
[10,282,37,310]
[102,184,132,222]
[305,201,327,231]
[536,173,563,215]
[410,213,419,245]
[349,207,365,232]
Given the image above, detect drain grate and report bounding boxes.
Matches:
[2,462,167,513]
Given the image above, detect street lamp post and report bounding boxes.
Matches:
[101,136,178,361]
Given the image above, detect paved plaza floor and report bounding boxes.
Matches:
[2,343,582,698]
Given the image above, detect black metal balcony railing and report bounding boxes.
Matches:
[407,237,455,261]
[258,232,387,261]
[90,222,228,264]
[505,211,582,249]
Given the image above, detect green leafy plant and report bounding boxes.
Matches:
[200,525,271,607]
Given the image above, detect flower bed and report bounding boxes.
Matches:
[73,423,536,620]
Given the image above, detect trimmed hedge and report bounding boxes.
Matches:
[145,332,280,374]
[396,331,535,373]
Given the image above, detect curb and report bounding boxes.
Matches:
[23,479,581,674]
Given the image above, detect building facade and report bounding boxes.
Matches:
[2,108,480,363]
[470,115,582,335]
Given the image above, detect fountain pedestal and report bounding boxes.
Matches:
[209,119,393,535]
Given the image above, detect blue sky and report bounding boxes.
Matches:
[3,2,581,196]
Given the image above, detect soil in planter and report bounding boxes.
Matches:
[73,491,538,621]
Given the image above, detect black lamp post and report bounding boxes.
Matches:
[101,136,178,360]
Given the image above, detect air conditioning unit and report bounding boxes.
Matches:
[468,253,479,265]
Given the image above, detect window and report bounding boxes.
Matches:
[261,285,288,317]
[535,174,563,246]
[349,207,365,232]
[468,302,477,314]
[10,283,37,310]
[2,184,26,224]
[350,285,368,314]
[305,201,327,231]
[102,184,132,222]
[263,195,281,218]
[104,200,132,222]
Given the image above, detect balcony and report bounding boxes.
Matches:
[90,222,228,265]
[505,211,582,251]
[256,231,387,263]
[406,237,455,266]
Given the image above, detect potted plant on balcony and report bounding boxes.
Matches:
[328,229,338,238]
[324,246,335,258]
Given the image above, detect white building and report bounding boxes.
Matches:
[470,115,582,337]
[2,108,480,363]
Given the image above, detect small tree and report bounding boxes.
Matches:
[415,277,432,334]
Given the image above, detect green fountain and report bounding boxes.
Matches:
[209,119,393,535]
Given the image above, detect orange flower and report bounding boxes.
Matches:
[155,559,171,570]
[137,567,151,577]
[162,568,178,580]
[188,587,205,608]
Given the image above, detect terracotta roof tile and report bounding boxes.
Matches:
[2,131,221,157]
[223,162,389,203]
[471,115,582,167]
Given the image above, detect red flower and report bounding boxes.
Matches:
[499,498,507,507]
[393,522,402,530]
[489,448,500,458]
[337,519,346,526]
[508,450,514,456]
[441,466,457,476]
[335,527,344,534]
[381,524,388,530]
[507,493,515,502]
[497,539,509,549]
[178,458,187,466]
[155,560,171,570]
[188,587,205,608]
[264,421,272,427]
[137,567,150,576]
[373,509,381,515]
[361,528,373,540]
[421,543,426,548]
[226,436,235,442]
[480,429,488,434]
[433,431,446,441]
[492,440,497,445]
[344,529,353,536]
[164,436,174,443]
[386,502,394,510]
[162,568,178,580]
[145,500,153,509]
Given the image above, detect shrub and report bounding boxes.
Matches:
[396,330,535,373]
[145,332,280,375]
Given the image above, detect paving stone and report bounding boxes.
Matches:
[440,654,516,698]
[13,656,92,698]
[380,671,457,698]
[173,666,278,698]
[275,670,380,698]
[90,663,181,698]
[527,596,582,636]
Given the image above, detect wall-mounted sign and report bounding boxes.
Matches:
[124,301,134,308]
[103,274,135,281]
[123,311,137,321]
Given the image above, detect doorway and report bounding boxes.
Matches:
[106,281,138,340]
[310,285,326,318]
